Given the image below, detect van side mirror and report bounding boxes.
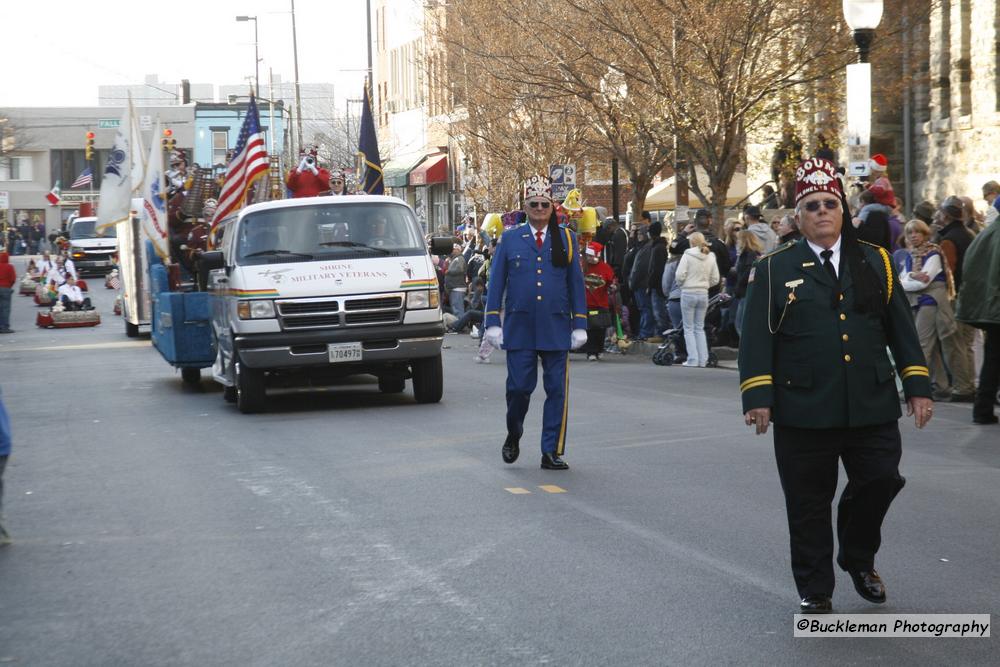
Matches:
[429,237,454,255]
[200,251,225,272]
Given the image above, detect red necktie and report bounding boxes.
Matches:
[536,230,543,249]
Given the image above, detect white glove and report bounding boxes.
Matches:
[484,326,504,348]
[571,329,588,350]
[306,161,318,175]
[298,156,309,172]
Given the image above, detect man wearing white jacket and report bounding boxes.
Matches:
[675,232,720,367]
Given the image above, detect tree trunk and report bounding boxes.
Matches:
[629,173,652,229]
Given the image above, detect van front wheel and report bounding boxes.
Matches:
[411,354,443,404]
[235,361,266,413]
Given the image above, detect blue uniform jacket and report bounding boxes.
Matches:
[0,387,11,457]
[485,223,588,351]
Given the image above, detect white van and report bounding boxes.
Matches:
[66,216,118,274]
[201,195,450,413]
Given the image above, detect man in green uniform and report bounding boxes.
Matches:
[738,158,933,614]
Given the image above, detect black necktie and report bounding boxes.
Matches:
[821,249,841,309]
[820,249,839,284]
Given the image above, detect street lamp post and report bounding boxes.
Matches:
[235,15,260,98]
[842,0,883,178]
[290,0,304,156]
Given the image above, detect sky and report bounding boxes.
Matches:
[0,0,372,108]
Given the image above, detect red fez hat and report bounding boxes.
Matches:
[586,241,603,256]
[795,158,844,205]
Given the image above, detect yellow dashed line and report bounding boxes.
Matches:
[505,487,531,495]
[538,485,566,494]
[0,341,151,353]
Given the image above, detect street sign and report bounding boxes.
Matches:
[847,144,870,178]
[139,115,152,131]
[549,163,577,201]
[98,119,121,129]
[0,191,9,209]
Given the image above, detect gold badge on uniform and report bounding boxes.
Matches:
[785,279,804,288]
[802,261,815,267]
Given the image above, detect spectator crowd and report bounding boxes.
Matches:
[435,157,999,426]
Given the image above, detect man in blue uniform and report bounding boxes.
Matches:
[738,158,933,614]
[484,175,588,470]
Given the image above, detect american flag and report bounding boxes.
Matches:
[70,167,93,189]
[212,94,268,228]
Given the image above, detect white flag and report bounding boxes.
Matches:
[140,120,170,260]
[130,100,146,190]
[95,104,133,232]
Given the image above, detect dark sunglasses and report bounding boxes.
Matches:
[803,198,840,212]
[527,201,551,209]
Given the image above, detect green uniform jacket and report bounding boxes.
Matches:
[738,239,931,428]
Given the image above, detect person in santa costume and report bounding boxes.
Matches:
[582,241,616,361]
[286,147,331,198]
[867,154,894,201]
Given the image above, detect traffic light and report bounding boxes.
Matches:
[85,131,95,161]
[161,128,176,152]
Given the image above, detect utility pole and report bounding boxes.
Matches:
[291,0,304,153]
[366,0,373,87]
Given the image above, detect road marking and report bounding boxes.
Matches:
[504,487,531,494]
[0,341,151,353]
[538,485,566,494]
[605,433,745,450]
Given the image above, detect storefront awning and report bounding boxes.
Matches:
[382,153,427,188]
[409,154,448,186]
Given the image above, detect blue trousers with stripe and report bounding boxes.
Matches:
[505,349,569,455]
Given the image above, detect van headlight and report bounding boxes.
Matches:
[406,289,439,309]
[237,300,276,319]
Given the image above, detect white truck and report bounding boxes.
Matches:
[199,195,451,413]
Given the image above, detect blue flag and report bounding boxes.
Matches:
[358,83,384,195]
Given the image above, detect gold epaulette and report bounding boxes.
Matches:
[760,241,796,260]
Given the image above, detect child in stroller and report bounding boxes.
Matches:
[652,291,732,367]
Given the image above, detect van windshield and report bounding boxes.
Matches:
[236,202,425,265]
[70,219,116,239]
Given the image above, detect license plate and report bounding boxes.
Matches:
[94,261,111,267]
[328,342,363,363]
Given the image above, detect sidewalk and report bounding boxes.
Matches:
[628,339,739,370]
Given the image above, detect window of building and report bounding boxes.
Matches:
[939,0,952,119]
[0,155,32,181]
[212,130,229,167]
[50,150,97,190]
[957,0,971,116]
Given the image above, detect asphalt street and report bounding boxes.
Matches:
[0,256,997,666]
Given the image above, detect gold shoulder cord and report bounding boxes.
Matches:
[877,246,892,303]
[858,240,894,303]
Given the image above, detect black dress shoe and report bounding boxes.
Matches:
[502,431,520,464]
[973,414,998,425]
[540,452,569,470]
[949,393,976,403]
[799,595,832,614]
[847,569,886,603]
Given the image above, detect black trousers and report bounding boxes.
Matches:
[974,324,1000,421]
[60,295,92,311]
[773,422,905,598]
